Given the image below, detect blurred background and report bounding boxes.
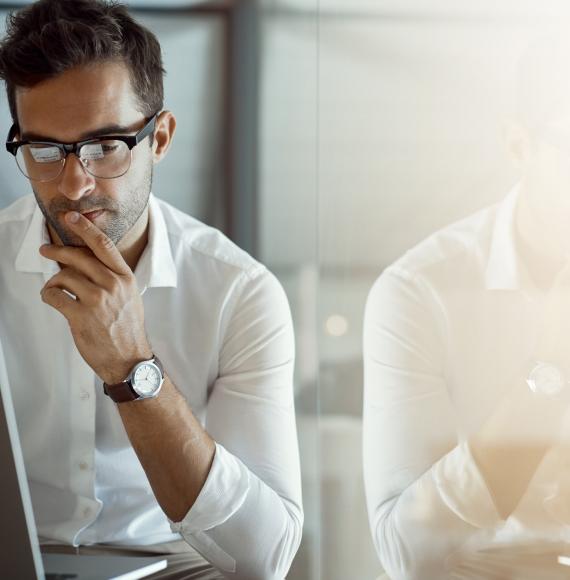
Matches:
[2,0,570,578]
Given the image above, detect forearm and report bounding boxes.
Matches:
[366,441,502,580]
[469,382,570,519]
[171,451,303,580]
[366,392,569,580]
[109,362,302,579]
[116,375,216,522]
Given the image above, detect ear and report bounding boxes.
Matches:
[503,120,532,171]
[151,110,176,163]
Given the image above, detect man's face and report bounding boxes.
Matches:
[526,114,570,214]
[15,61,154,247]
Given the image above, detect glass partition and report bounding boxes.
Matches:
[319,1,570,579]
[259,2,320,578]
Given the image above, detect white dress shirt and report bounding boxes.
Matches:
[0,193,303,580]
[364,186,570,580]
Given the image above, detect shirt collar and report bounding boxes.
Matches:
[14,201,58,281]
[484,184,526,291]
[14,193,178,292]
[134,193,178,293]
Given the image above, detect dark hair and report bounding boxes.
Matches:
[0,0,165,125]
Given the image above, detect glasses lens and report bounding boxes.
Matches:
[79,140,131,179]
[16,144,64,182]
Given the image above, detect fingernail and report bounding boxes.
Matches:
[67,211,80,223]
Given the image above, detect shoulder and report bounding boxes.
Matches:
[390,203,498,281]
[0,195,36,261]
[0,194,36,227]
[153,196,266,282]
[366,202,500,319]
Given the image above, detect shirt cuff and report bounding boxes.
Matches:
[432,440,502,528]
[169,442,250,534]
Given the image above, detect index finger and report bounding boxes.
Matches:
[65,211,131,276]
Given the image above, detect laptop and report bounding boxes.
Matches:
[0,339,167,580]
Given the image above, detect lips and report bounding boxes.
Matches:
[81,209,105,221]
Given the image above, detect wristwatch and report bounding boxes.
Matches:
[527,361,566,398]
[103,356,164,403]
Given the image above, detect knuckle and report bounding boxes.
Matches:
[42,288,59,307]
[122,269,136,284]
[98,233,114,251]
[47,277,63,290]
[47,247,63,262]
[91,287,106,304]
[107,278,120,294]
[41,246,55,259]
[108,271,125,290]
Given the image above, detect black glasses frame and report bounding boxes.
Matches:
[5,113,158,180]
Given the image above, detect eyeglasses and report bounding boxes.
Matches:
[5,114,157,182]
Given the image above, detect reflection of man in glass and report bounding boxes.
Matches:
[0,1,302,578]
[363,36,570,580]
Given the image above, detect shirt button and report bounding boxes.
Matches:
[79,461,89,471]
[80,391,90,400]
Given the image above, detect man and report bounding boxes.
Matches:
[363,35,570,580]
[0,1,303,578]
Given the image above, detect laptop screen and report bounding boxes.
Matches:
[0,336,45,579]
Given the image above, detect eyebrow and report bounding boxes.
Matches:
[20,123,135,142]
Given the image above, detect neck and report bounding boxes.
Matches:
[117,207,149,271]
[516,183,567,289]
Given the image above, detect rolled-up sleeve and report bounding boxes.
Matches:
[363,267,501,580]
[170,267,303,579]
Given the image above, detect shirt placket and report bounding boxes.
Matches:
[67,338,101,543]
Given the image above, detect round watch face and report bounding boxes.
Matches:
[132,362,163,397]
[527,362,565,397]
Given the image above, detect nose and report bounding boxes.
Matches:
[56,153,96,200]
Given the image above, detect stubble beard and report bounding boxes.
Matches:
[33,162,154,247]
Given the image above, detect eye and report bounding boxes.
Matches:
[28,145,62,164]
[80,140,122,161]
[80,143,105,161]
[101,143,120,154]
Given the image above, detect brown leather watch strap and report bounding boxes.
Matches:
[153,356,164,377]
[103,356,164,403]
[103,380,138,402]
